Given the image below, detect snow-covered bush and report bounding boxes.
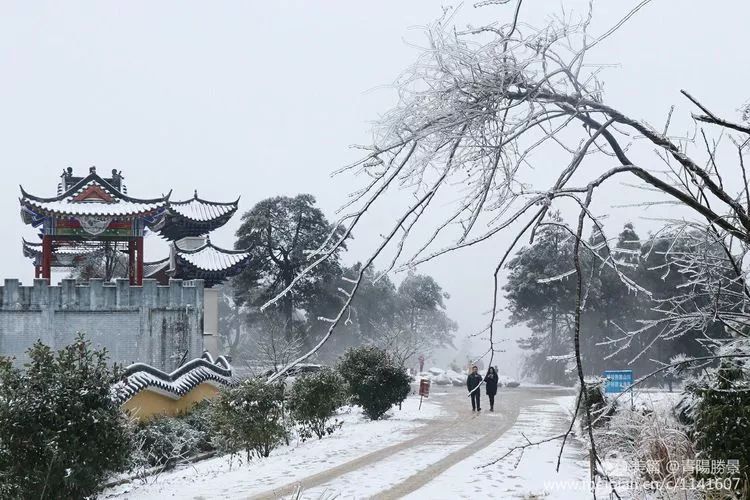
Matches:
[578,377,615,430]
[131,402,215,469]
[600,398,694,492]
[338,346,410,420]
[287,368,347,440]
[180,400,216,453]
[688,359,750,495]
[0,334,131,499]
[132,417,203,469]
[212,378,288,459]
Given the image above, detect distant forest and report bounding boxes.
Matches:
[504,213,729,385]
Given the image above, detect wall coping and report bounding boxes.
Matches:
[0,278,205,310]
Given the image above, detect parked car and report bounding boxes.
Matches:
[498,375,520,388]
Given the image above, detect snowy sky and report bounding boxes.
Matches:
[1,1,748,374]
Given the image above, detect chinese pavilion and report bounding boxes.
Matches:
[20,167,250,286]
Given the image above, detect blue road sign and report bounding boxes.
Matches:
[603,370,633,394]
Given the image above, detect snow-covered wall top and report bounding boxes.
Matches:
[0,277,203,310]
[0,278,206,371]
[113,351,234,404]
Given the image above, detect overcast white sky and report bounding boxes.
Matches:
[1,1,748,373]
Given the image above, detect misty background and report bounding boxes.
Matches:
[1,0,748,377]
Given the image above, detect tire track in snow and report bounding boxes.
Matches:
[249,387,570,499]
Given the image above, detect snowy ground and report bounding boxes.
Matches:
[102,386,592,499]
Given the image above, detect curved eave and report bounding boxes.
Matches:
[19,173,171,205]
[158,210,237,240]
[143,257,170,278]
[169,195,239,212]
[22,239,106,262]
[174,238,250,257]
[175,258,250,283]
[157,196,239,240]
[22,239,40,258]
[170,241,250,286]
[174,257,250,287]
[19,198,169,220]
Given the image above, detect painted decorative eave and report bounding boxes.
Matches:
[19,171,170,221]
[20,198,168,218]
[22,238,101,259]
[112,352,234,405]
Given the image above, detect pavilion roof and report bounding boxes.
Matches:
[157,192,239,240]
[20,168,170,224]
[142,257,170,279]
[174,238,250,272]
[22,238,102,258]
[22,238,103,267]
[144,239,251,287]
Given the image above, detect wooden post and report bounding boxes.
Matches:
[128,240,136,285]
[41,236,52,281]
[136,237,144,285]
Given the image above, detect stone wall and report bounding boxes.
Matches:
[0,278,205,371]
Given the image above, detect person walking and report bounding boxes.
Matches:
[466,365,482,412]
[484,366,499,412]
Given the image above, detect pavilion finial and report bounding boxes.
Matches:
[194,189,199,199]
[90,166,97,175]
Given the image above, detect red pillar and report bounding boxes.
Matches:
[128,240,136,285]
[41,236,52,281]
[136,237,144,285]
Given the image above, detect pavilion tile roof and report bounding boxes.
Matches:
[143,239,251,287]
[174,239,250,272]
[22,238,101,258]
[156,192,239,240]
[20,169,169,223]
[169,193,238,223]
[142,258,170,278]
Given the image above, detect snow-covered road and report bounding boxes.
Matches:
[102,385,589,499]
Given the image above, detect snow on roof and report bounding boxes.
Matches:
[112,352,234,404]
[21,198,166,217]
[175,240,250,272]
[143,258,170,278]
[169,194,238,223]
[20,170,169,220]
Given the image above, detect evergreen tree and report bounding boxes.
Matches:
[233,194,346,341]
[504,213,578,384]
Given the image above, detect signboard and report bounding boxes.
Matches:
[419,379,431,398]
[603,370,633,394]
[418,378,431,410]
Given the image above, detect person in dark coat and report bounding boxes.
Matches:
[484,366,499,411]
[466,365,483,411]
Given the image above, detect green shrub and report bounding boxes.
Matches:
[212,378,288,459]
[338,346,410,420]
[288,368,347,440]
[132,417,202,469]
[0,335,131,499]
[131,401,217,470]
[690,360,750,495]
[181,400,216,453]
